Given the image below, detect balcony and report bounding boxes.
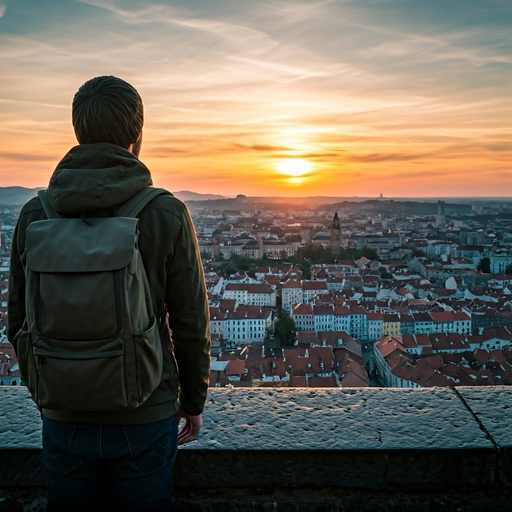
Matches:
[1,386,512,511]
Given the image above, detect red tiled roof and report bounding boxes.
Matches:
[313,305,333,315]
[308,375,338,387]
[282,279,302,289]
[219,299,238,312]
[401,334,418,349]
[303,281,328,291]
[226,359,246,376]
[292,303,313,315]
[225,283,273,293]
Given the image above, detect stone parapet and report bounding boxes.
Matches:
[1,386,511,511]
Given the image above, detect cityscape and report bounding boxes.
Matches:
[2,189,512,391]
[1,1,511,509]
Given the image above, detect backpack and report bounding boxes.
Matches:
[15,187,169,411]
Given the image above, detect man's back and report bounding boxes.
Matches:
[9,141,211,424]
[8,76,211,511]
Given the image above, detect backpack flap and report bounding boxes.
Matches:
[25,217,140,340]
[26,217,139,272]
[20,194,164,412]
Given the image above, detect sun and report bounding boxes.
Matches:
[276,159,312,177]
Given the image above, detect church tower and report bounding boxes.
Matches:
[331,211,341,256]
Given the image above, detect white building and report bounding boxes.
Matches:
[282,279,303,313]
[224,282,276,306]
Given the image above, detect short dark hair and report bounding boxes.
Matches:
[72,76,143,148]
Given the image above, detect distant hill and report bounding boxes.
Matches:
[0,187,509,209]
[173,190,226,202]
[0,187,226,207]
[0,187,42,206]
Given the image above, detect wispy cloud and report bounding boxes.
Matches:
[1,152,56,163]
[233,143,293,152]
[0,0,509,196]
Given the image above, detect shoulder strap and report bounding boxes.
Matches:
[116,187,171,218]
[37,190,62,219]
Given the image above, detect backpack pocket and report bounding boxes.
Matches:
[14,329,38,400]
[32,337,128,411]
[34,271,120,339]
[133,316,163,403]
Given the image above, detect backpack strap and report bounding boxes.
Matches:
[116,187,171,218]
[37,190,62,219]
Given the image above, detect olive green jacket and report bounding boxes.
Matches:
[8,142,211,424]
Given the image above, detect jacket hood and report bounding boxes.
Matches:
[47,143,153,214]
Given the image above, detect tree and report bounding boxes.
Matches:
[379,267,393,280]
[477,257,491,274]
[274,310,296,347]
[505,263,512,275]
[270,226,284,237]
[362,247,378,261]
[220,263,237,278]
[411,249,427,258]
[299,243,336,264]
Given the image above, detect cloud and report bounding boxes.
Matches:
[0,152,56,163]
[296,152,340,159]
[233,143,292,152]
[79,0,277,51]
[0,0,510,196]
[349,152,434,163]
[483,143,512,152]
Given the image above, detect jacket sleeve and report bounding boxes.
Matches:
[7,216,27,352]
[165,205,211,416]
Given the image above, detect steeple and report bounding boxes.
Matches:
[331,211,341,252]
[332,211,340,230]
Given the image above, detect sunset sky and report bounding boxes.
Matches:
[0,0,510,197]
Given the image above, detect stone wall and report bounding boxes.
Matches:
[1,386,511,511]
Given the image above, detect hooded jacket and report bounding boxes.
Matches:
[8,142,211,424]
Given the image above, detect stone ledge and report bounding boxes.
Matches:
[1,386,511,510]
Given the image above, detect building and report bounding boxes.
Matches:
[223,282,276,306]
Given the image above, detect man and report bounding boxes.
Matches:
[8,76,211,511]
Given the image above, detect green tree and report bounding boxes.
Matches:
[362,247,378,261]
[270,226,284,237]
[298,260,311,280]
[411,249,427,258]
[505,263,512,275]
[477,257,491,274]
[221,263,237,278]
[379,267,393,280]
[274,310,296,347]
[299,243,336,264]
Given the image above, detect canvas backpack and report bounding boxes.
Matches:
[15,187,169,411]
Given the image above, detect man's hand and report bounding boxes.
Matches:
[177,409,203,446]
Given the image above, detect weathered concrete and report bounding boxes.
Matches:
[177,387,495,490]
[456,386,512,486]
[187,388,491,452]
[1,386,510,511]
[0,389,41,450]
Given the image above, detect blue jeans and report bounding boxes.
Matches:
[42,415,178,512]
